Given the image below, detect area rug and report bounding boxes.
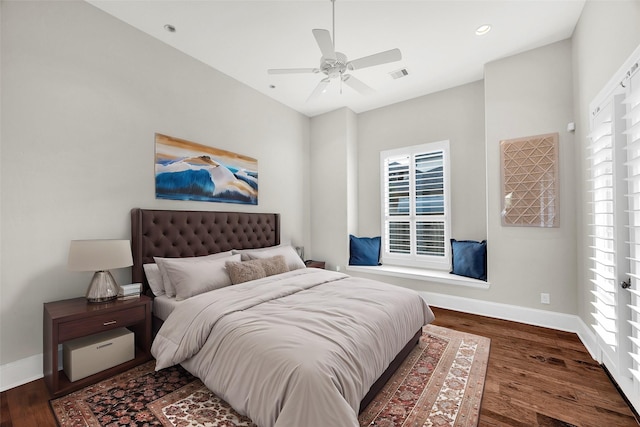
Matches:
[51,324,490,427]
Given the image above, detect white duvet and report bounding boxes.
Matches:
[152,268,435,427]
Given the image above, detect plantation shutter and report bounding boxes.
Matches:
[624,68,640,383]
[415,152,445,256]
[381,141,450,269]
[589,98,620,350]
[588,45,640,410]
[384,154,411,255]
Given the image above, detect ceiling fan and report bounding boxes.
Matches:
[267,0,402,101]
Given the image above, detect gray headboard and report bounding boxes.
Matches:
[130,208,281,293]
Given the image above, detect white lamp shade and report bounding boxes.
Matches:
[68,239,133,272]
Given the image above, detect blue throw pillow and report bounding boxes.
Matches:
[450,239,487,281]
[349,235,381,266]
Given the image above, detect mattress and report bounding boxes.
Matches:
[152,294,181,321]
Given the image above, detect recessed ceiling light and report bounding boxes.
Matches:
[164,24,176,33]
[475,24,491,36]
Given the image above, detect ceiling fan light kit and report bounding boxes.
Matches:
[268,0,402,101]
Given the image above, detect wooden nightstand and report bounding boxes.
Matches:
[304,260,326,269]
[43,295,152,397]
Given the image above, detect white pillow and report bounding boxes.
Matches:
[143,263,165,296]
[154,251,233,297]
[237,245,305,271]
[160,253,241,301]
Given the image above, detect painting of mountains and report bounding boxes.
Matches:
[155,133,258,205]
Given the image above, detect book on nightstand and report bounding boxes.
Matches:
[118,283,141,298]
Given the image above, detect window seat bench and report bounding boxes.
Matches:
[346,265,490,289]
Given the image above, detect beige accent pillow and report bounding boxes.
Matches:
[226,258,267,285]
[160,253,240,301]
[155,251,233,297]
[226,255,289,285]
[237,245,305,271]
[260,255,288,276]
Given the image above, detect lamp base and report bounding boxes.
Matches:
[86,271,119,303]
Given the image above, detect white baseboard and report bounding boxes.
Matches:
[0,353,44,392]
[0,347,63,392]
[573,314,598,360]
[421,291,585,332]
[0,292,599,393]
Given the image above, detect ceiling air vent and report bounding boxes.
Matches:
[389,68,409,79]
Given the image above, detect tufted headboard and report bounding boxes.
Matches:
[130,208,281,294]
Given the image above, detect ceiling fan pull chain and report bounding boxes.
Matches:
[332,0,336,49]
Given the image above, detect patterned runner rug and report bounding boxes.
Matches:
[51,324,490,427]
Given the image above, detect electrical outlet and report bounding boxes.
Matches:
[540,293,550,304]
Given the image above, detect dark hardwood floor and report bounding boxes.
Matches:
[431,307,638,427]
[0,307,637,426]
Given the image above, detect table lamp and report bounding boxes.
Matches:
[68,239,133,303]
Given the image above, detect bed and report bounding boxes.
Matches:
[131,208,435,427]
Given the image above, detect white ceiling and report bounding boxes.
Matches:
[87,0,586,117]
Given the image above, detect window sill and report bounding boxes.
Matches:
[345,265,490,289]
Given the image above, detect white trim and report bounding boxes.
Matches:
[1,347,63,392]
[612,368,640,416]
[347,265,490,289]
[0,353,43,392]
[575,316,598,361]
[590,42,640,116]
[419,290,581,332]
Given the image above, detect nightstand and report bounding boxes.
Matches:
[43,295,152,397]
[304,260,326,269]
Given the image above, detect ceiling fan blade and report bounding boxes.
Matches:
[342,74,374,95]
[307,78,330,102]
[268,68,319,75]
[312,29,336,61]
[347,48,402,70]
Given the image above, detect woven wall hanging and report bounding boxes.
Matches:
[500,133,559,227]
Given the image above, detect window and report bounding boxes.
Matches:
[380,140,451,270]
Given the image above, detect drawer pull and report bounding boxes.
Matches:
[103,320,117,326]
[96,342,113,350]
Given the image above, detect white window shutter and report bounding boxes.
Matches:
[624,70,640,383]
[589,99,619,350]
[380,141,450,269]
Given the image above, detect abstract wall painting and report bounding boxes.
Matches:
[155,133,258,205]
[500,133,559,227]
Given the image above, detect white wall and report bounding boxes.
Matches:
[351,41,577,315]
[309,108,358,269]
[349,81,488,292]
[484,39,576,313]
[572,0,640,325]
[0,0,309,369]
[356,81,486,241]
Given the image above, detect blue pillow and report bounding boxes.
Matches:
[450,239,487,281]
[349,235,381,266]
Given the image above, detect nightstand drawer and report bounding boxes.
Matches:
[58,306,145,342]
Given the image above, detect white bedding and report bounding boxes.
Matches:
[152,294,181,321]
[152,268,435,427]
